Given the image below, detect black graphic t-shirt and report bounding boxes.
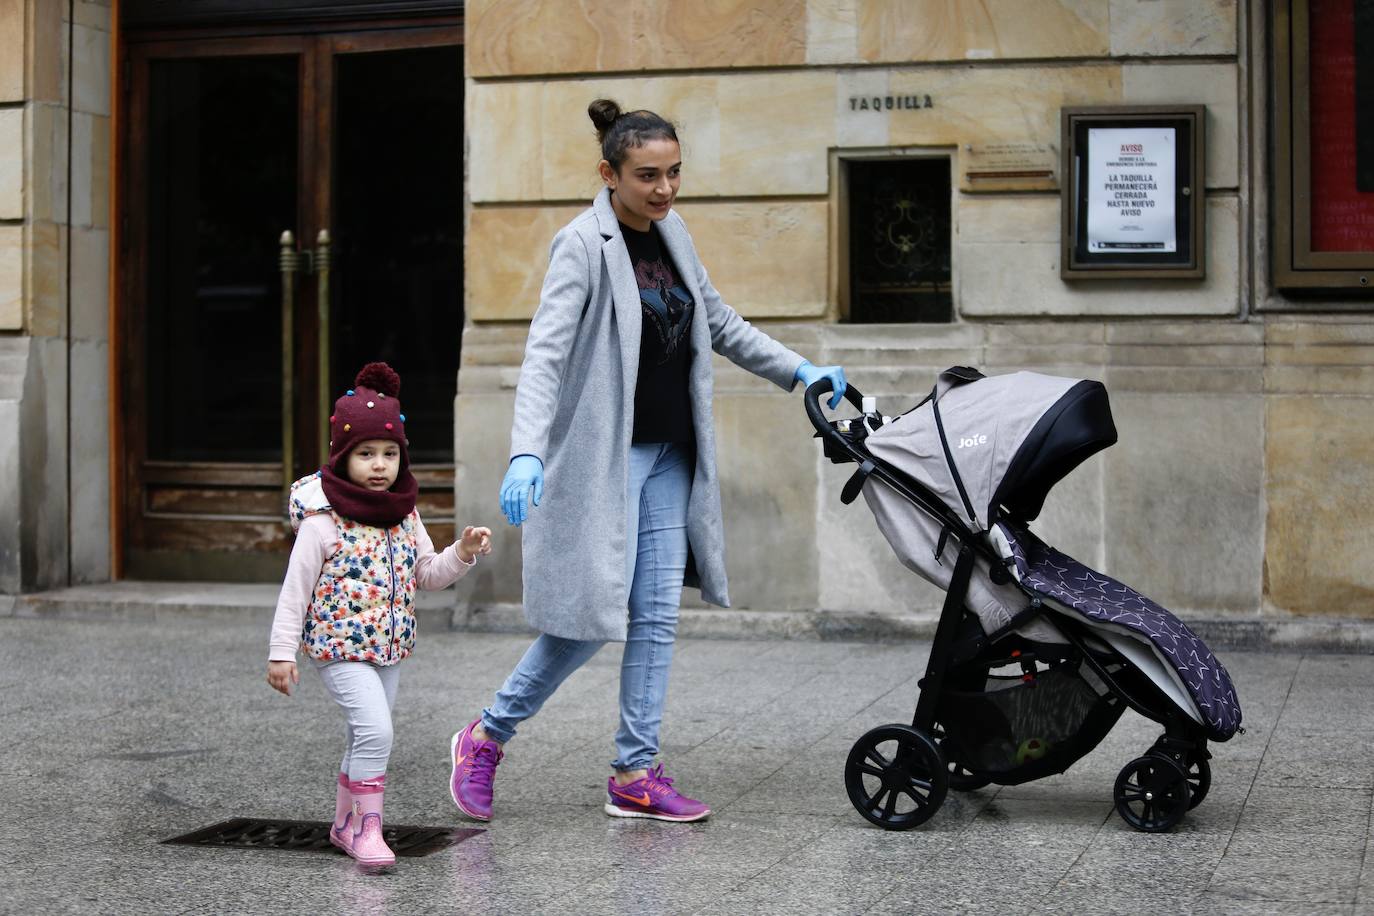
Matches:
[620,221,695,444]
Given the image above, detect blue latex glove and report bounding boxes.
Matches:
[795,361,848,409]
[500,455,544,527]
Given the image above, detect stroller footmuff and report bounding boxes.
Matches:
[807,368,1242,833]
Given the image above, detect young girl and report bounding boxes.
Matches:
[268,362,492,869]
[448,100,846,823]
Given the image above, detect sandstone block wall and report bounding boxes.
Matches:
[457,0,1374,625]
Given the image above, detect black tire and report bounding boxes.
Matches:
[1114,755,1191,832]
[1149,741,1212,810]
[844,724,949,830]
[932,721,992,792]
[1183,753,1211,809]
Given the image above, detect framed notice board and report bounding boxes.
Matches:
[1061,106,1206,280]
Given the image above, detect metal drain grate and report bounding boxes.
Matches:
[163,818,481,858]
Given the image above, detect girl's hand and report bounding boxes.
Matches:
[267,661,299,696]
[458,525,493,563]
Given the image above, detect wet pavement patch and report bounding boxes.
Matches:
[99,749,214,761]
[162,818,481,857]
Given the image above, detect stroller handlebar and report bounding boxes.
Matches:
[804,378,866,449]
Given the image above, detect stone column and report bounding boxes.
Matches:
[69,0,112,584]
[0,0,112,592]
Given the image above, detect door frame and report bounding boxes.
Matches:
[115,19,462,579]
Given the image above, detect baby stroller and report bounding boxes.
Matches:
[804,368,1242,833]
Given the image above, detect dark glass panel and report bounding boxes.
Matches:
[1308,0,1374,251]
[145,56,298,461]
[332,45,463,464]
[847,158,952,323]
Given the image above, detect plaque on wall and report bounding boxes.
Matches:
[960,141,1057,193]
[1060,106,1205,280]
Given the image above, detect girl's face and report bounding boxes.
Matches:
[347,439,401,491]
[601,138,682,232]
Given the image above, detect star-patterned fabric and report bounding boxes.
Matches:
[998,522,1242,742]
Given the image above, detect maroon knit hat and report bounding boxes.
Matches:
[327,362,410,475]
[319,362,418,528]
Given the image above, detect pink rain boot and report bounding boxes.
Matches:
[329,772,353,854]
[346,776,396,870]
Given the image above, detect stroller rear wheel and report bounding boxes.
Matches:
[1114,755,1191,832]
[845,724,948,830]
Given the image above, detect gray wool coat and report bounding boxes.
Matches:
[509,189,807,641]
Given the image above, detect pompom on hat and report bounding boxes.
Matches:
[327,362,409,474]
[319,361,418,528]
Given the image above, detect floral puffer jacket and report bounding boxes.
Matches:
[289,473,420,665]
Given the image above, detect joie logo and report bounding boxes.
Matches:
[958,435,988,449]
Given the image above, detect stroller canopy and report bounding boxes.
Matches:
[866,368,1118,530]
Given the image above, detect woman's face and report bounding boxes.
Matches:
[601,138,681,231]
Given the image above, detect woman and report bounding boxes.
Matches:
[449,99,847,823]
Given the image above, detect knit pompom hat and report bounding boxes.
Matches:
[319,362,418,528]
[327,362,410,476]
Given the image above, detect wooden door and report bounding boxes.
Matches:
[120,26,462,580]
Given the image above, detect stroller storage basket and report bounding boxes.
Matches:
[937,660,1124,784]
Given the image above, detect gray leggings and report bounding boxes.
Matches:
[316,660,401,781]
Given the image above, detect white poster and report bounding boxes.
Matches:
[1086,127,1177,253]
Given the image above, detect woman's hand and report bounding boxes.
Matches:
[458,525,493,563]
[795,361,848,409]
[267,660,299,696]
[500,455,544,526]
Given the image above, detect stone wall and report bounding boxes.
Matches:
[0,0,112,591]
[456,0,1374,627]
[464,1,1238,76]
[464,1,1241,322]
[1262,321,1374,618]
[456,314,1374,626]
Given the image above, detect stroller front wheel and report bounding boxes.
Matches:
[1183,753,1211,809]
[1114,754,1191,832]
[845,724,949,830]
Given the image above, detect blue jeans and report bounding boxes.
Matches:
[481,442,692,771]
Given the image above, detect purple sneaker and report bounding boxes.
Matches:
[449,718,503,821]
[604,764,710,822]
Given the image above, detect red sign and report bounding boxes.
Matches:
[1309,0,1374,251]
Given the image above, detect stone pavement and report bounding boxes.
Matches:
[1,614,1371,915]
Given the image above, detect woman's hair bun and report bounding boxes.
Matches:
[588,99,678,169]
[588,98,622,138]
[354,361,401,398]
